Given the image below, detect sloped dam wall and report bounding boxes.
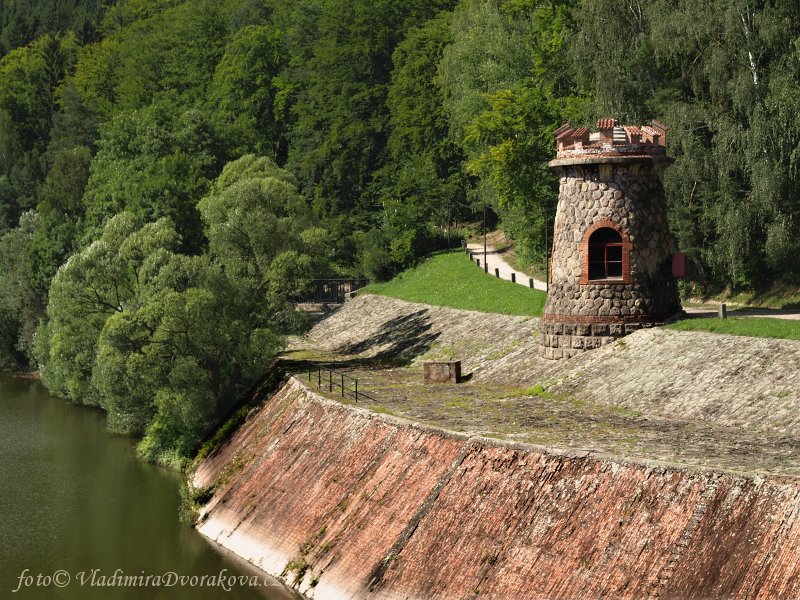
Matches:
[194,377,800,599]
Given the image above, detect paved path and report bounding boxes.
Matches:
[465,243,547,291]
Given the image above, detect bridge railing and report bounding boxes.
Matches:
[294,278,370,304]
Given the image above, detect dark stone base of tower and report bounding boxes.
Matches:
[540,119,682,359]
[540,319,662,359]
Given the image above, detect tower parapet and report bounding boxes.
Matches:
[540,119,682,359]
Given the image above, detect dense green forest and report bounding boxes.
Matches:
[0,0,798,463]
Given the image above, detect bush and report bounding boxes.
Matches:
[358,224,462,282]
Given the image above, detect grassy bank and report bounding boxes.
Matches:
[668,317,800,340]
[361,250,545,316]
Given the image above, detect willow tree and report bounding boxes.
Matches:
[37,156,327,466]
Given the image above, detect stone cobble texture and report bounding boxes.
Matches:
[193,294,800,596]
[299,293,540,379]
[549,326,800,433]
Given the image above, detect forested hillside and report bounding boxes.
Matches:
[0,0,798,463]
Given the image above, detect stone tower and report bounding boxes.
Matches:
[539,118,682,359]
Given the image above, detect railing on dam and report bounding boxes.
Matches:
[306,362,375,403]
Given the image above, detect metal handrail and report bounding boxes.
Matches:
[306,362,374,403]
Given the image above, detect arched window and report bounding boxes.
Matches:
[588,227,623,280]
[580,219,631,285]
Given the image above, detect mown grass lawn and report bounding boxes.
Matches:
[667,317,800,340]
[360,250,546,317]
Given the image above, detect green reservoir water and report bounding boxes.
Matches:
[0,374,297,600]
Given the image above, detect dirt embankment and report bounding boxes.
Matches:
[194,377,800,600]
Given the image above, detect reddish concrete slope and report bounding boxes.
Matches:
[194,377,800,599]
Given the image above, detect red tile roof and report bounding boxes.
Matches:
[597,118,617,129]
[571,127,589,139]
[554,123,574,139]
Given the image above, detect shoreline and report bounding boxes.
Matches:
[3,369,40,379]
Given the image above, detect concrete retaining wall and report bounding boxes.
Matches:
[194,377,800,599]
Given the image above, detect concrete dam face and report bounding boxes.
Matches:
[194,376,800,600]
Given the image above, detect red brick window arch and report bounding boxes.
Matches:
[589,228,622,279]
[580,219,632,284]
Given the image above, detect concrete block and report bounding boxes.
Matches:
[423,361,462,384]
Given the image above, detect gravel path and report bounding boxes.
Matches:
[465,242,800,320]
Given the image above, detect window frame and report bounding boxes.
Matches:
[580,219,632,285]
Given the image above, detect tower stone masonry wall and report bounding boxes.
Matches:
[541,120,682,359]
